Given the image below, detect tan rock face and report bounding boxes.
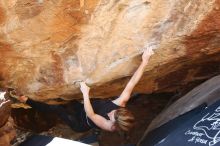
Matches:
[0,0,220,101]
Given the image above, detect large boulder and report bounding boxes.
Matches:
[0,0,220,101]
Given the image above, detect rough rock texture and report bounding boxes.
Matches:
[0,117,16,146]
[0,97,11,127]
[0,0,220,101]
[0,93,16,146]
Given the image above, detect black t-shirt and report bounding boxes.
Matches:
[81,99,120,128]
[26,98,120,130]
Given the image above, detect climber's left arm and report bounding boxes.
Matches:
[113,48,154,107]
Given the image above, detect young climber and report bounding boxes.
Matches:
[17,48,154,132]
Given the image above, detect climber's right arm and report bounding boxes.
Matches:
[113,48,154,107]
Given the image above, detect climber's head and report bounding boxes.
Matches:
[113,107,135,131]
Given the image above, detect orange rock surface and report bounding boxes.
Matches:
[0,0,220,101]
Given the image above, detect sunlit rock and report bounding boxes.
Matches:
[0,0,220,101]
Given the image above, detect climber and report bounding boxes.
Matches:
[16,48,154,133]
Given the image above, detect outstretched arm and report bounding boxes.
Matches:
[113,48,154,107]
[80,82,115,131]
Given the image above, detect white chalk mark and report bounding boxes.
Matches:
[38,0,43,4]
[190,106,220,146]
[0,100,10,107]
[0,91,6,101]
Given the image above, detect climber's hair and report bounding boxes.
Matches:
[114,107,135,132]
